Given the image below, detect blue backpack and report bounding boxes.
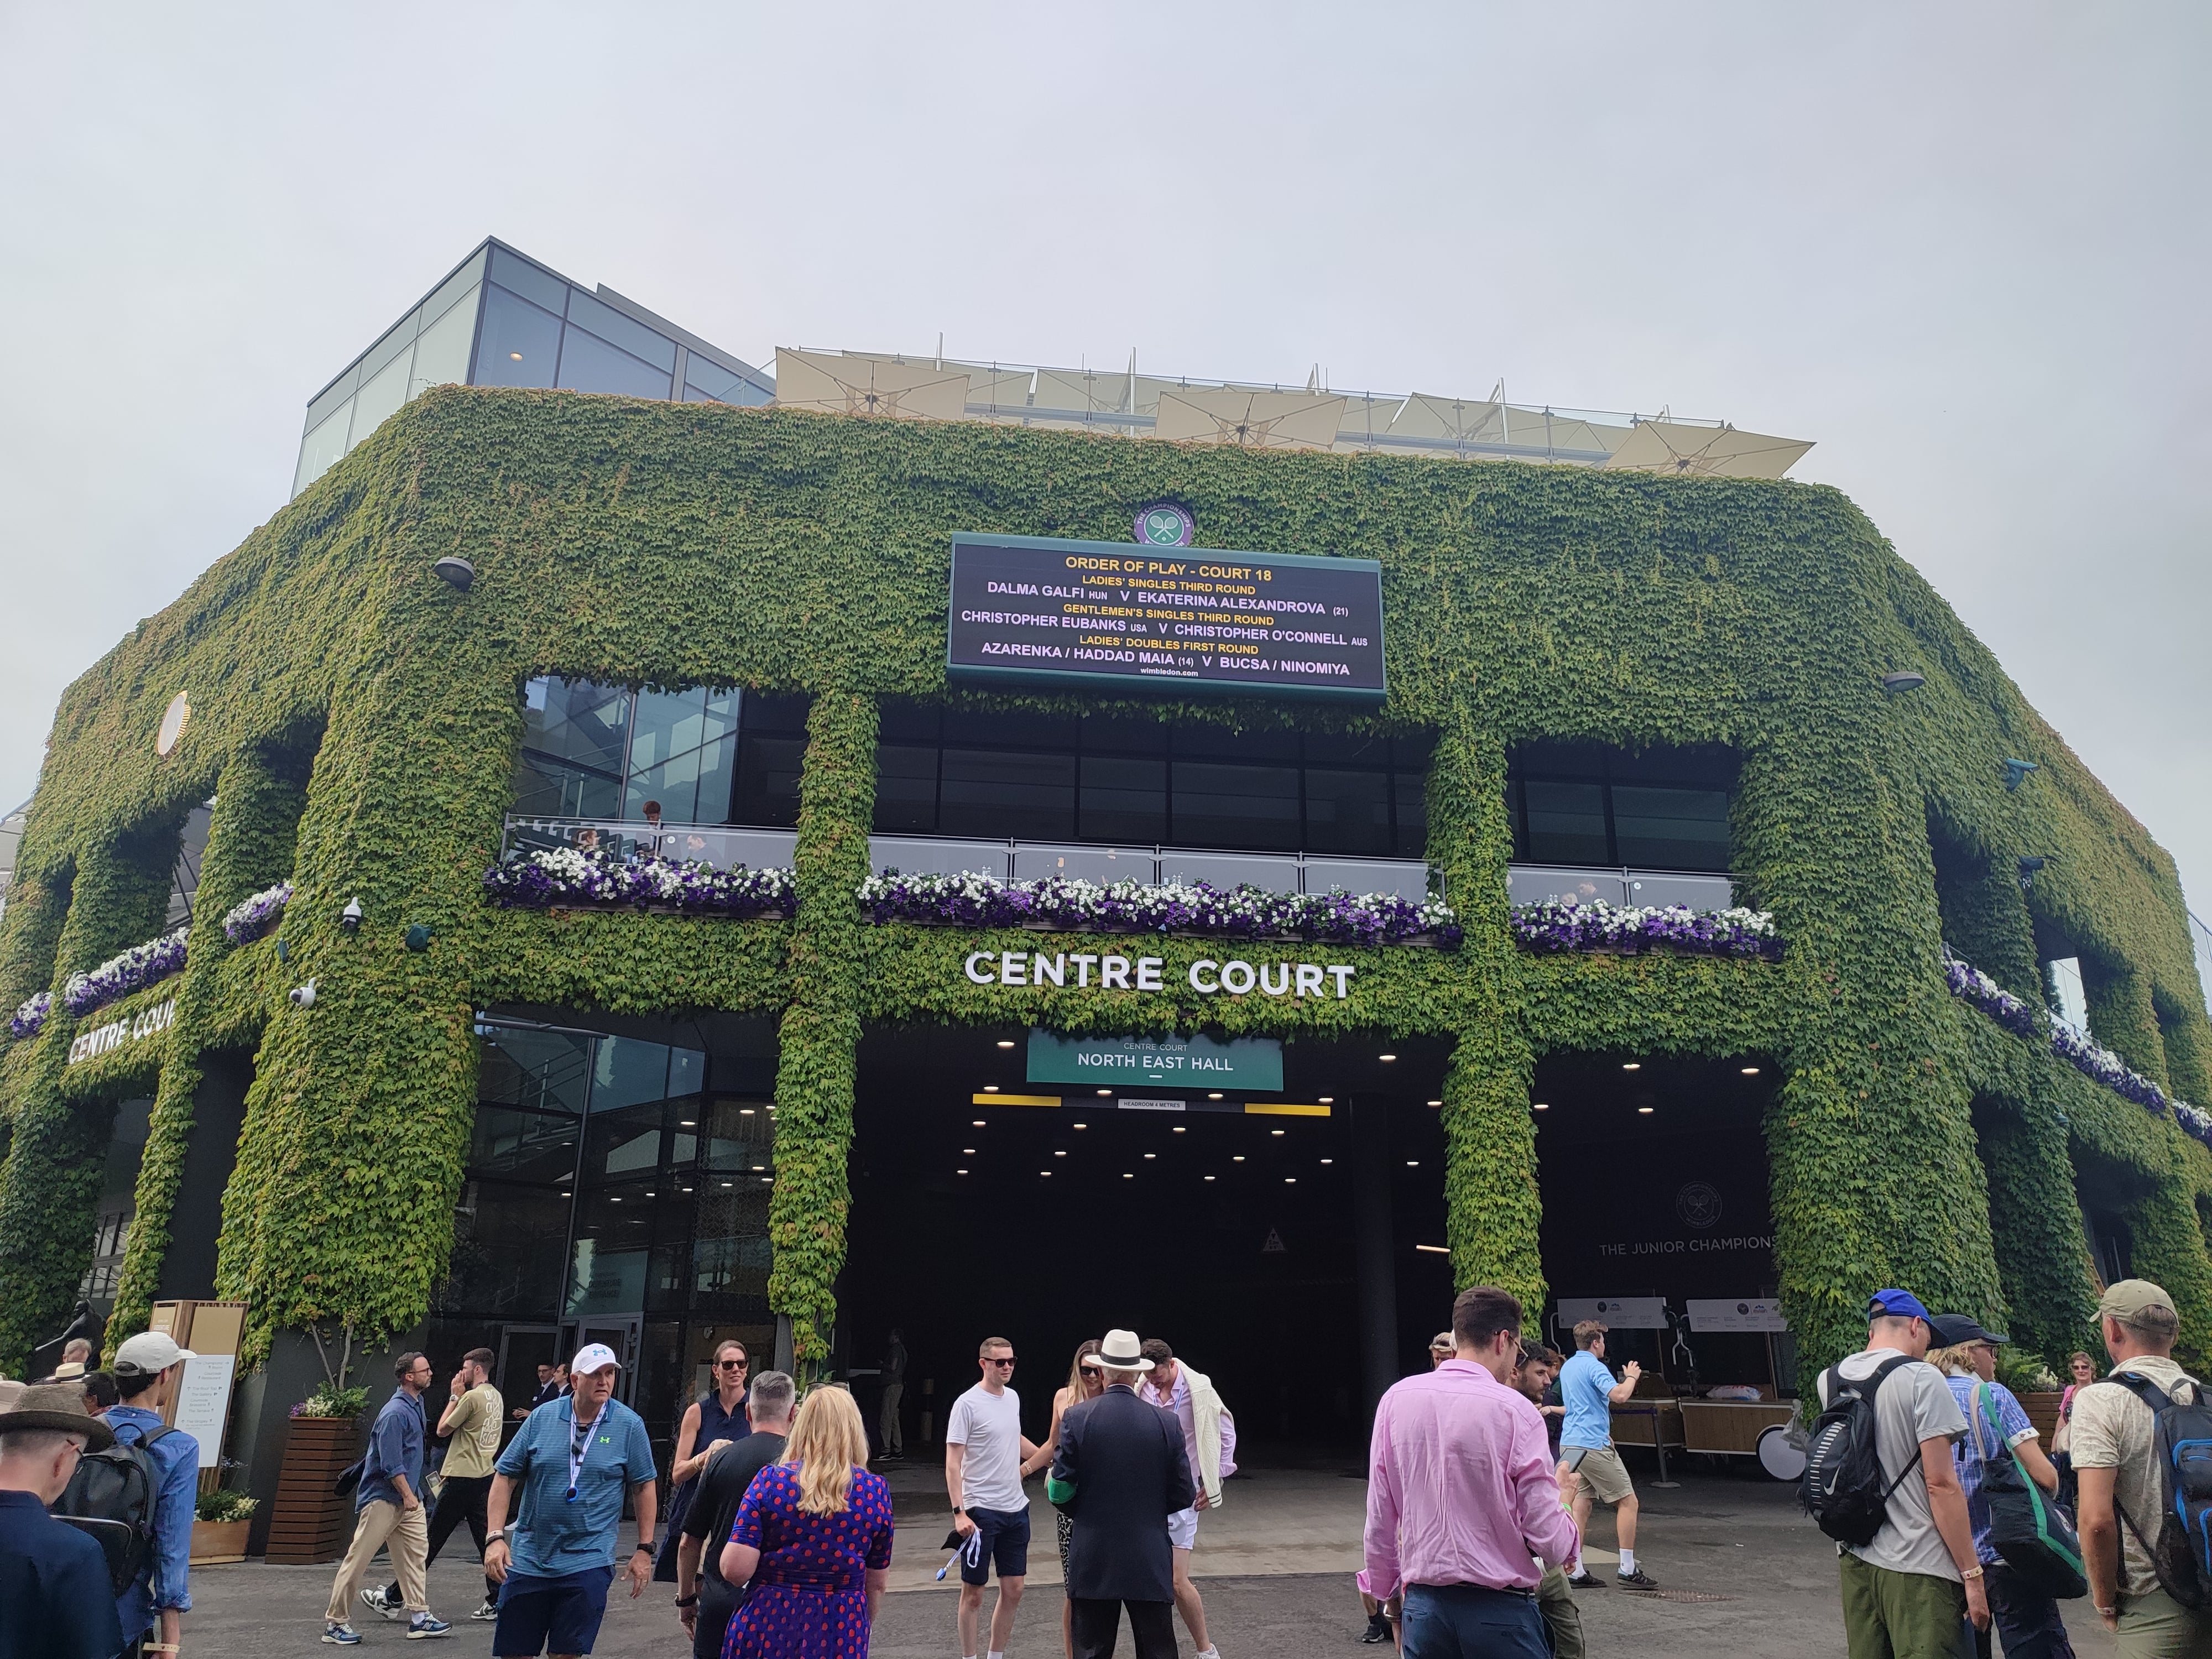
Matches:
[2096,1370,2212,1609]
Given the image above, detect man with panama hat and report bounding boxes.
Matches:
[0,1380,129,1659]
[1048,1329,1195,1659]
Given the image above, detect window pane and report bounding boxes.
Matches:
[409,285,478,396]
[442,1182,568,1319]
[942,709,1080,751]
[878,701,941,743]
[1303,732,1391,766]
[293,400,353,496]
[940,749,1076,839]
[1611,786,1730,872]
[733,735,805,827]
[873,744,940,833]
[488,244,570,314]
[514,753,622,818]
[421,248,488,327]
[305,368,359,436]
[557,326,675,399]
[1174,725,1298,762]
[743,692,813,735]
[474,285,563,387]
[1171,761,1301,851]
[566,289,677,372]
[692,1182,773,1306]
[1080,714,1170,755]
[1393,772,1428,860]
[478,1025,593,1117]
[466,1105,583,1185]
[1522,780,1610,865]
[1079,755,1167,844]
[628,689,712,776]
[1303,769,1392,855]
[346,346,414,452]
[522,677,630,772]
[592,1037,674,1115]
[684,355,771,405]
[567,1182,656,1316]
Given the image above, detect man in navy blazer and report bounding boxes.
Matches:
[1048,1329,1196,1659]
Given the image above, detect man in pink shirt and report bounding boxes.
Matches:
[1360,1286,1580,1658]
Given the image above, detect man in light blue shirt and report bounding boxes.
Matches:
[1556,1320,1657,1592]
[106,1331,202,1657]
[484,1343,659,1657]
[322,1350,450,1642]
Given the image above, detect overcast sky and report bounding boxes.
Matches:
[3,6,2206,940]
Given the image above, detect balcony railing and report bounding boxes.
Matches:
[1507,863,1737,911]
[504,816,1436,900]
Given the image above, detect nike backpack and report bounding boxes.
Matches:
[1803,1355,1922,1546]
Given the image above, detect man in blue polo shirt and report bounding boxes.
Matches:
[1557,1319,1658,1592]
[484,1343,659,1658]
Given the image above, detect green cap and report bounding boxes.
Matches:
[2098,1279,2177,1327]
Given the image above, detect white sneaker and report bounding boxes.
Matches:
[359,1588,402,1621]
[470,1599,499,1621]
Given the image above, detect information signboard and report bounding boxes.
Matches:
[947,533,1385,700]
[1026,1029,1285,1090]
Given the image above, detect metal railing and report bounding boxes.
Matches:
[503,816,797,870]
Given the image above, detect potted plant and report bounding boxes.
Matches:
[265,1324,369,1566]
[190,1488,258,1563]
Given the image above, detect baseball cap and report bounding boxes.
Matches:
[1928,1313,2009,1347]
[570,1342,623,1375]
[2098,1279,2178,1327]
[1868,1289,1933,1323]
[113,1331,196,1376]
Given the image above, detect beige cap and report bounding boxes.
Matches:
[2098,1279,2178,1327]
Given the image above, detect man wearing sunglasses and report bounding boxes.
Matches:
[483,1344,659,1659]
[948,1337,1044,1659]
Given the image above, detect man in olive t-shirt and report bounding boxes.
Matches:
[677,1370,795,1659]
[370,1348,505,1622]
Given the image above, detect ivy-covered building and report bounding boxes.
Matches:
[4,241,2210,1525]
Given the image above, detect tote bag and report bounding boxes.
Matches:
[1975,1381,2087,1599]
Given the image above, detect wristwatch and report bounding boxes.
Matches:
[675,1595,699,1609]
[635,1542,656,1556]
[485,1530,505,1545]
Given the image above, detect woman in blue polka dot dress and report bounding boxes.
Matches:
[719,1384,895,1659]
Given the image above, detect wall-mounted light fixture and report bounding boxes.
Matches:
[340,897,363,933]
[432,555,476,592]
[1881,671,1927,693]
[2003,758,2039,791]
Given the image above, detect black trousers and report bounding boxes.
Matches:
[1970,1562,2077,1659]
[1071,1597,1178,1659]
[382,1473,495,1602]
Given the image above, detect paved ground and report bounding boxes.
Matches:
[187,1460,2122,1656]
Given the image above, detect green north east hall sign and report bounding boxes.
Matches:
[1025,1030,1284,1091]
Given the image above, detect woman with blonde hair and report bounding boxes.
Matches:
[718,1385,895,1657]
[1019,1339,1107,1657]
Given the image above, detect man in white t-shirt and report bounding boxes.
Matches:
[946,1335,1042,1659]
[1817,1288,1989,1656]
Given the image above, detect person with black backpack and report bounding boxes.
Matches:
[0,1381,128,1659]
[1806,1288,1990,1654]
[2068,1277,2212,1654]
[102,1330,202,1659]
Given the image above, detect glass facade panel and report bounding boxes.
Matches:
[488,243,570,314]
[557,326,675,399]
[874,745,939,833]
[346,346,414,453]
[1302,769,1394,855]
[466,1105,582,1186]
[940,749,1076,839]
[1172,761,1301,851]
[293,401,353,495]
[479,1024,594,1117]
[732,696,811,828]
[593,1036,677,1116]
[420,248,489,327]
[1521,781,1610,866]
[1079,755,1168,844]
[566,290,677,372]
[623,689,738,823]
[408,285,479,398]
[1611,785,1731,870]
[305,369,358,437]
[684,356,772,406]
[1394,773,1428,860]
[445,1182,570,1320]
[474,285,564,388]
[514,677,629,818]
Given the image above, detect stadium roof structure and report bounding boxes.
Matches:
[774,346,1813,478]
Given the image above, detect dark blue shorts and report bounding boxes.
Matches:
[493,1566,615,1656]
[959,1506,1031,1586]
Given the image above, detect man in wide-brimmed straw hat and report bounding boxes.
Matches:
[1,1381,128,1659]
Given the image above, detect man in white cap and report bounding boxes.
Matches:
[108,1330,202,1659]
[483,1343,659,1658]
[1049,1330,1194,1659]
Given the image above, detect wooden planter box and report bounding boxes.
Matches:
[191,1517,251,1564]
[265,1415,363,1565]
[2018,1391,2065,1445]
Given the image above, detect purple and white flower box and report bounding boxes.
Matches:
[856,870,1463,948]
[60,929,189,1019]
[484,846,798,920]
[1509,898,1782,961]
[221,881,294,944]
[1941,957,2040,1040]
[9,991,50,1041]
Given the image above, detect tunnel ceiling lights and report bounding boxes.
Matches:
[1741,1066,1761,1076]
[996,1040,1015,1048]
[1622,1062,1642,1071]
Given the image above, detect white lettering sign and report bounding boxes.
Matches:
[962,952,1354,998]
[67,999,176,1066]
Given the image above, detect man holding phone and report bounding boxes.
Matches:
[1557,1321,1657,1592]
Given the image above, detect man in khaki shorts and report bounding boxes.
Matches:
[1556,1320,1657,1591]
